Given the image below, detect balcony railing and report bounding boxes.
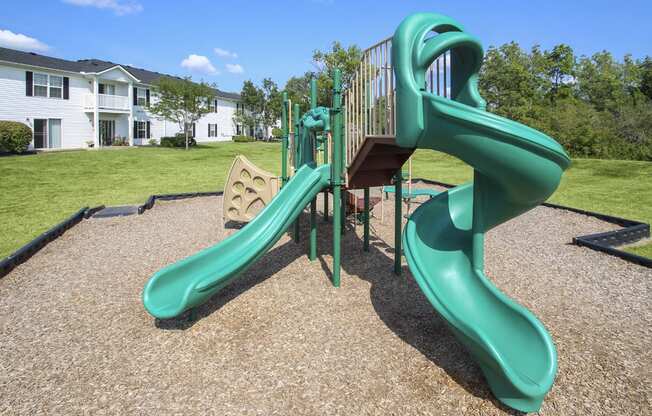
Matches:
[84,93,130,111]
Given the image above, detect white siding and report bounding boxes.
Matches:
[135,96,240,144]
[0,63,93,149]
[0,62,241,149]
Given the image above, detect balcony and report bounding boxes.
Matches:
[84,93,130,112]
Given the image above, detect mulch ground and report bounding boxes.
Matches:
[1,187,650,415]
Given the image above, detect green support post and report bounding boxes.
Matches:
[293,103,301,243]
[332,69,343,287]
[394,170,402,275]
[281,92,289,187]
[323,134,329,222]
[309,79,318,261]
[363,187,370,251]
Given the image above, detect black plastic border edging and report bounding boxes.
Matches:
[137,191,224,214]
[413,177,651,268]
[0,206,97,278]
[0,190,227,279]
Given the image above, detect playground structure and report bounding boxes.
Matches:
[222,155,280,223]
[142,13,571,413]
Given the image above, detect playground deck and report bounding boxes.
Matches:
[1,189,650,415]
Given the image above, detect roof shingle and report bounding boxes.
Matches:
[0,47,240,100]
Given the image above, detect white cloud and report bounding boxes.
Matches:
[181,54,218,75]
[62,0,143,16]
[214,47,238,59]
[0,29,49,52]
[225,63,244,74]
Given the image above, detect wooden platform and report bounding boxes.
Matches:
[346,136,414,189]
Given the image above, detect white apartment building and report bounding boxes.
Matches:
[0,46,252,150]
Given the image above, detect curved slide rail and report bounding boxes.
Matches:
[143,163,331,320]
[393,14,571,412]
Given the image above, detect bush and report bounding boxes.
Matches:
[160,134,197,148]
[232,135,255,143]
[148,138,158,146]
[112,136,129,146]
[0,121,32,153]
[272,127,283,138]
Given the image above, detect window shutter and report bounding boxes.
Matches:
[208,124,210,137]
[133,121,138,139]
[63,77,69,99]
[133,87,138,105]
[26,71,33,96]
[146,121,151,139]
[146,89,150,107]
[192,123,196,138]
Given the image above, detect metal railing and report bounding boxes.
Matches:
[343,36,450,168]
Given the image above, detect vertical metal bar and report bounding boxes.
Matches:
[332,69,343,287]
[293,102,301,243]
[281,92,288,186]
[443,52,448,98]
[394,168,402,275]
[363,187,370,251]
[436,57,441,96]
[309,79,317,261]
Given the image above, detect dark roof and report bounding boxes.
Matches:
[0,47,240,100]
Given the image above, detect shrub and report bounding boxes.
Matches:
[271,127,283,138]
[0,121,32,153]
[112,136,129,146]
[160,134,197,148]
[148,138,158,146]
[232,135,255,143]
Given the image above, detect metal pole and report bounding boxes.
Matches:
[323,132,330,222]
[281,92,288,187]
[363,187,370,251]
[309,79,317,261]
[332,69,343,287]
[293,103,301,243]
[394,169,402,275]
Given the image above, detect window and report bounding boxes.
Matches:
[49,75,63,98]
[209,99,218,112]
[134,121,148,139]
[99,83,116,95]
[208,124,217,137]
[33,73,48,97]
[137,88,147,106]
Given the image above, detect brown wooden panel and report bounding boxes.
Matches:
[347,136,414,189]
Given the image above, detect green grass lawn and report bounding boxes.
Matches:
[1,144,650,260]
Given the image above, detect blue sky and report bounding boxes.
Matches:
[1,0,651,93]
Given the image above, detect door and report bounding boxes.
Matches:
[48,119,61,148]
[99,120,115,146]
[33,119,47,148]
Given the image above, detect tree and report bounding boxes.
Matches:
[233,80,262,136]
[149,76,216,150]
[543,44,575,102]
[285,73,312,112]
[260,78,282,136]
[479,42,543,123]
[312,41,363,106]
[234,79,282,138]
[575,51,626,112]
[640,57,652,101]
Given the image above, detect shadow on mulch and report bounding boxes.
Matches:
[154,211,523,415]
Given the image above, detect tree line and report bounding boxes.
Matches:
[238,41,651,161]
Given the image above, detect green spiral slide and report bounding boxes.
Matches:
[142,163,331,320]
[393,14,571,412]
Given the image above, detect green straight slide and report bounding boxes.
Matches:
[143,163,331,319]
[393,14,571,412]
